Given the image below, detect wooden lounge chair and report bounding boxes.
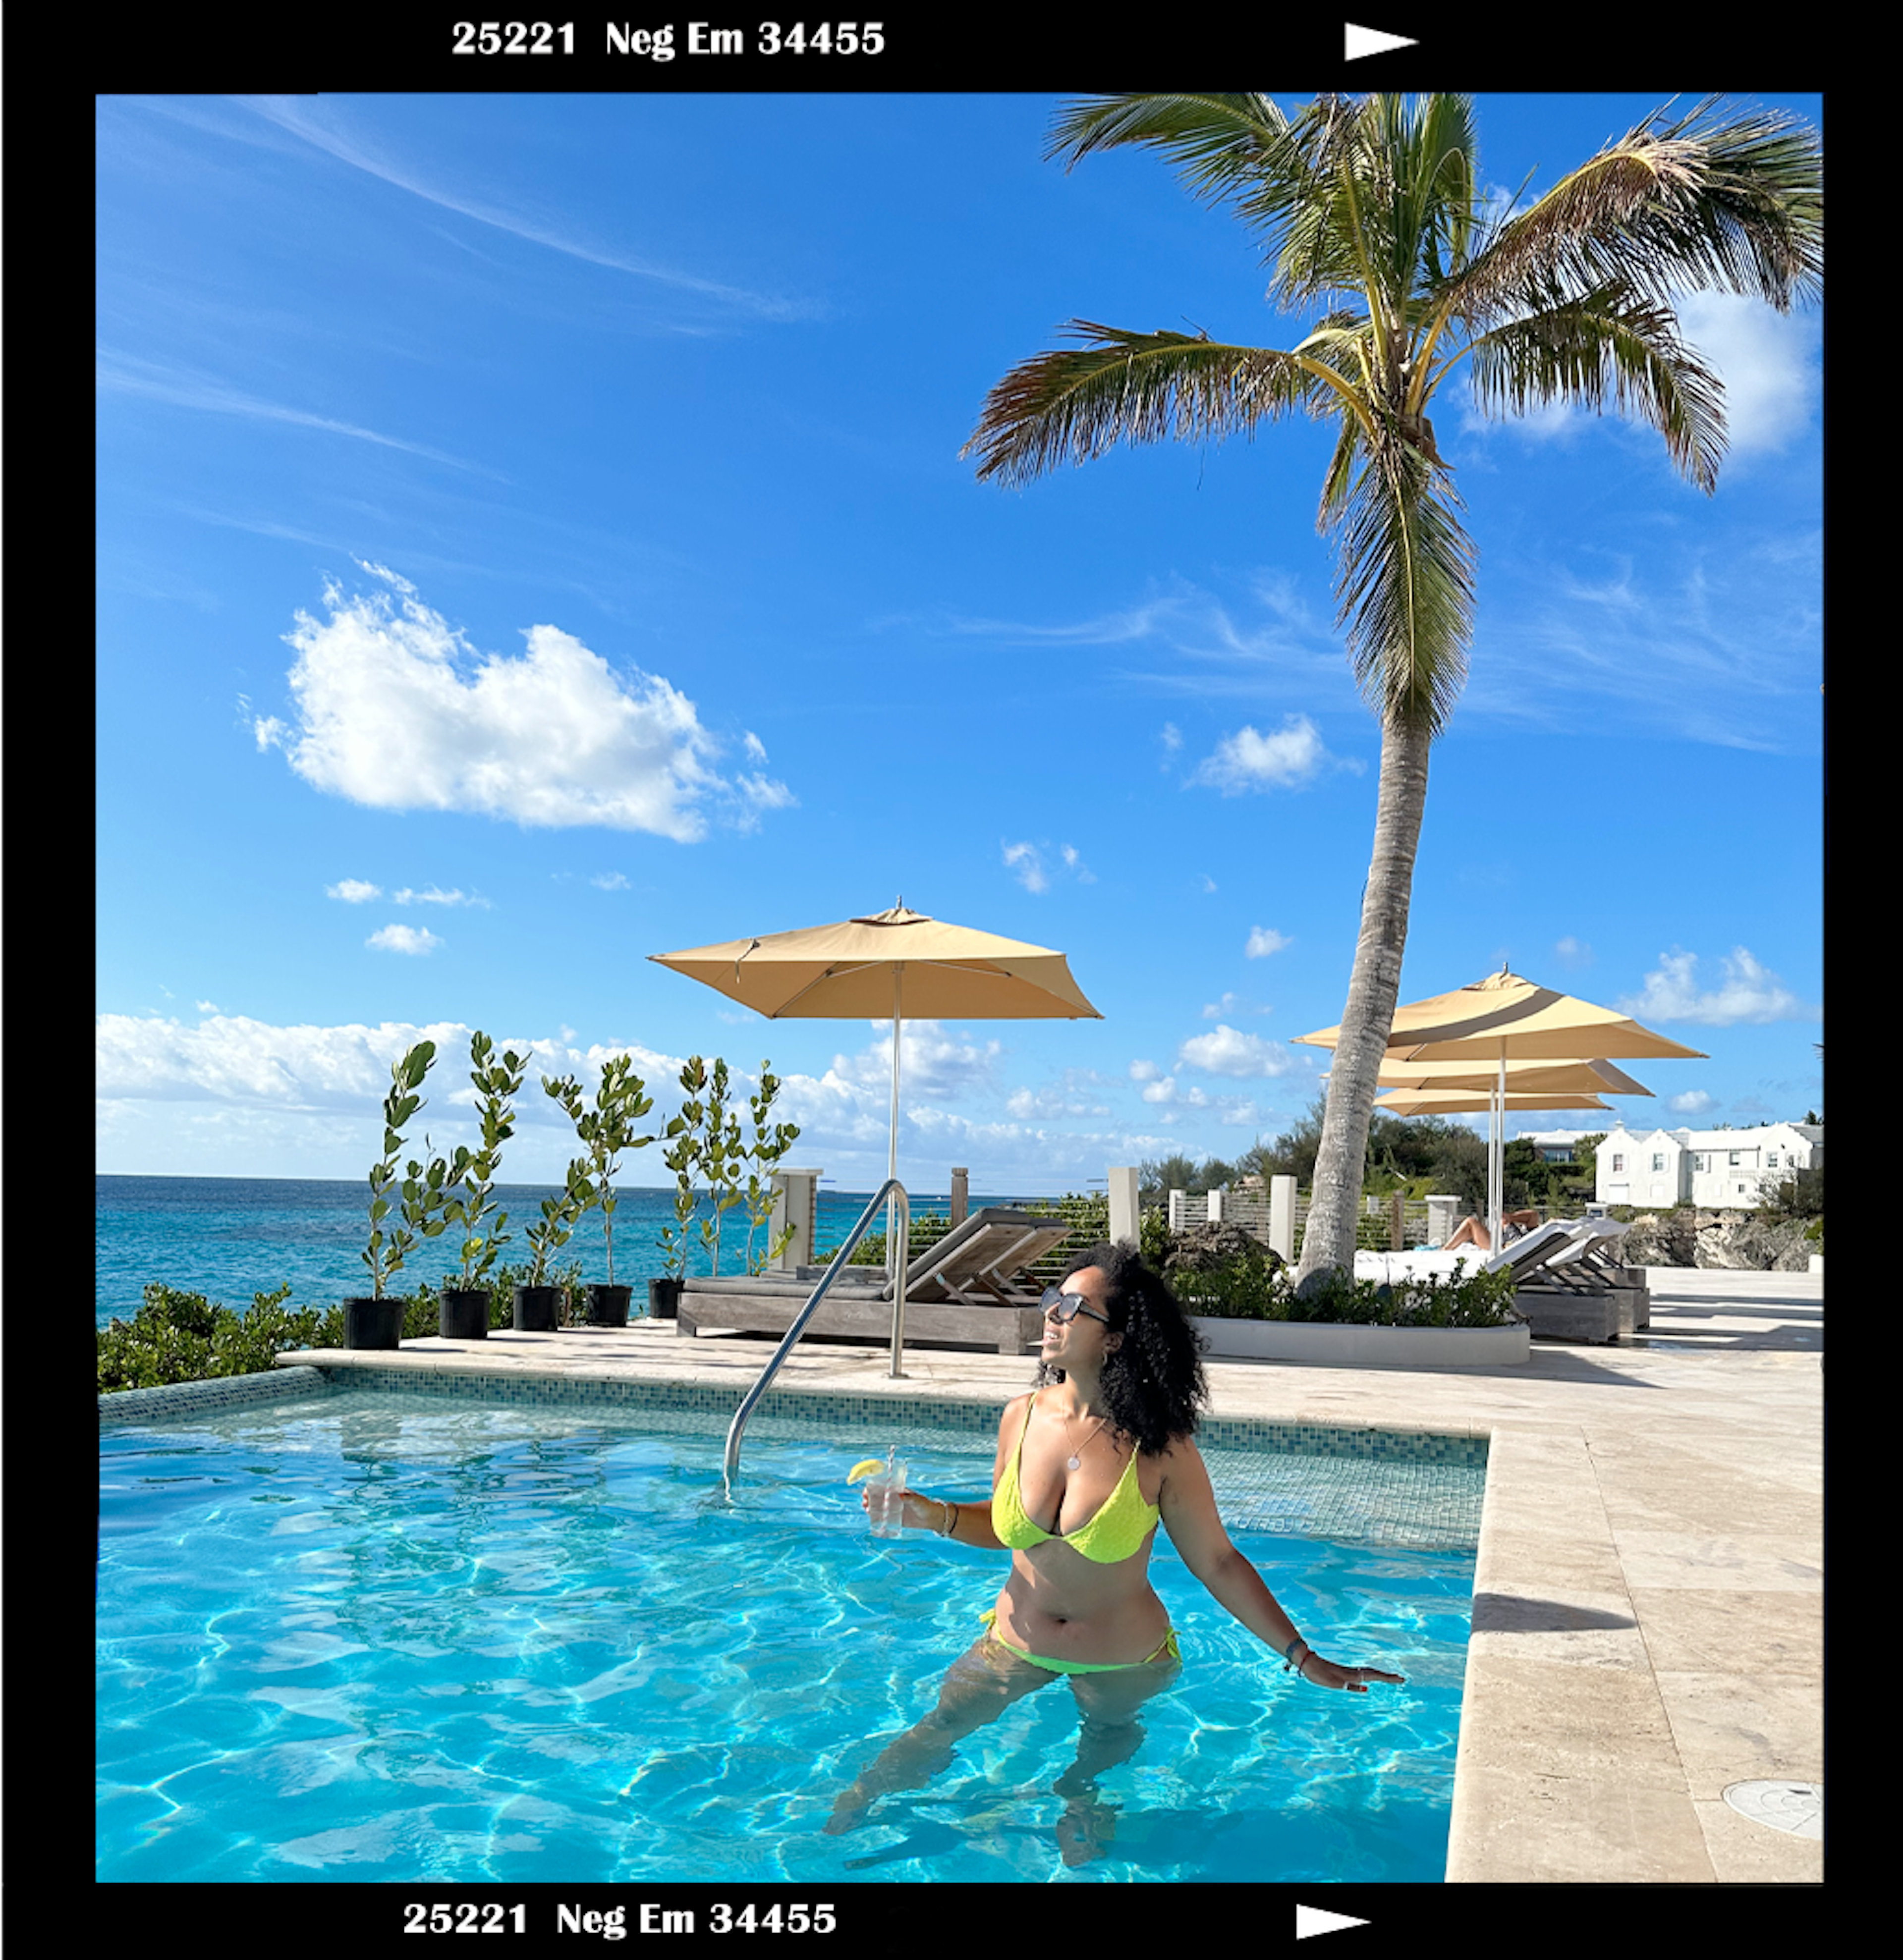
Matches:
[1515,1217,1650,1334]
[674,1207,1073,1355]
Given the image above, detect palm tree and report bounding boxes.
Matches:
[964,92,1821,1284]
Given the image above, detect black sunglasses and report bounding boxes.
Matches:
[1040,1284,1111,1326]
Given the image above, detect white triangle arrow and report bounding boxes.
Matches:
[1296,1906,1371,1940]
[1344,22,1417,59]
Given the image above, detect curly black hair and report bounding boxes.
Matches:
[1034,1241,1209,1457]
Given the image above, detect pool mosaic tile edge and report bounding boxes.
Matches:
[98,1365,338,1425]
[99,1363,1487,1468]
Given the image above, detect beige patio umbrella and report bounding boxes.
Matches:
[1298,967,1703,1243]
[650,899,1102,1280]
[1371,1087,1614,1117]
[1374,1056,1654,1097]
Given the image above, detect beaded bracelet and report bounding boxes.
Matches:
[1282,1637,1313,1675]
[937,1500,959,1538]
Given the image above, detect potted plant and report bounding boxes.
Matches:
[654,1061,707,1319]
[546,1054,656,1325]
[517,1159,591,1330]
[740,1060,802,1274]
[695,1057,748,1277]
[345,1039,438,1348]
[439,1033,530,1339]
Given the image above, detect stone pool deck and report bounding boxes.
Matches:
[276,1265,1822,1885]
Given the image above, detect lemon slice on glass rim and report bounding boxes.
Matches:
[845,1459,888,1484]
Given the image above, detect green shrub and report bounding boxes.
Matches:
[1139,1206,1170,1266]
[99,1282,321,1393]
[97,1258,598,1396]
[1172,1254,1520,1328]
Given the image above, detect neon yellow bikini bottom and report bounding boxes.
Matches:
[979,1608,1180,1675]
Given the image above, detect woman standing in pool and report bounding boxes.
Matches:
[827,1242,1404,1850]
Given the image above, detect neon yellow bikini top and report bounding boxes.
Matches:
[992,1390,1161,1563]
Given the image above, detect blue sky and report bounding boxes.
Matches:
[96,90,1824,1193]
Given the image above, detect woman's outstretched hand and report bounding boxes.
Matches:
[1297,1651,1406,1694]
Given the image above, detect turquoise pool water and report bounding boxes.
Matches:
[97,1388,1480,1885]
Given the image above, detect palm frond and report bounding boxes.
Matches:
[1333,443,1475,735]
[1044,93,1293,208]
[1462,282,1727,491]
[1442,96,1823,328]
[961,324,1347,486]
[1317,414,1366,530]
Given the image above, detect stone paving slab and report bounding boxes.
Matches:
[273,1264,1822,1884]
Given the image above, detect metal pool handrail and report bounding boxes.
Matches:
[721,1178,910,1497]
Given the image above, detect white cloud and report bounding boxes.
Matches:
[1668,1089,1718,1115]
[98,350,481,469]
[1003,841,1049,893]
[97,1014,476,1109]
[1673,292,1819,458]
[95,1013,687,1143]
[1128,1059,1163,1082]
[1245,926,1291,960]
[236,97,814,322]
[327,878,382,903]
[1555,935,1594,970]
[367,923,442,956]
[195,999,223,1015]
[1004,838,1096,894]
[1005,1074,1113,1121]
[737,773,799,818]
[1177,1025,1292,1080]
[1620,947,1813,1027]
[591,872,631,891]
[1191,715,1331,793]
[1141,1076,1177,1104]
[743,731,769,762]
[392,885,489,908]
[255,566,793,841]
[831,1021,1003,1100]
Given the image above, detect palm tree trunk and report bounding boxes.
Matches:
[1294,709,1433,1285]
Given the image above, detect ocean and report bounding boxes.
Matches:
[94,1175,1026,1329]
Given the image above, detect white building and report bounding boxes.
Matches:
[1596,1122,1822,1209]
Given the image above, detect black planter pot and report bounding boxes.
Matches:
[585,1283,633,1327]
[513,1284,563,1332]
[648,1276,683,1320]
[343,1296,405,1350]
[439,1288,491,1340]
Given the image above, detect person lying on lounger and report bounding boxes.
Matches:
[1442,1208,1541,1252]
[826,1242,1404,1862]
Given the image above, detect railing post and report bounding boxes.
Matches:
[1169,1189,1187,1232]
[768,1167,823,1272]
[1108,1165,1139,1247]
[1390,1189,1405,1251]
[950,1166,969,1229]
[1269,1176,1295,1263]
[1207,1188,1225,1226]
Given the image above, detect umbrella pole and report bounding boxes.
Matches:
[1489,1049,1505,1249]
[887,967,903,1283]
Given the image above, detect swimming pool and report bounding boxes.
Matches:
[97,1380,1482,1885]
